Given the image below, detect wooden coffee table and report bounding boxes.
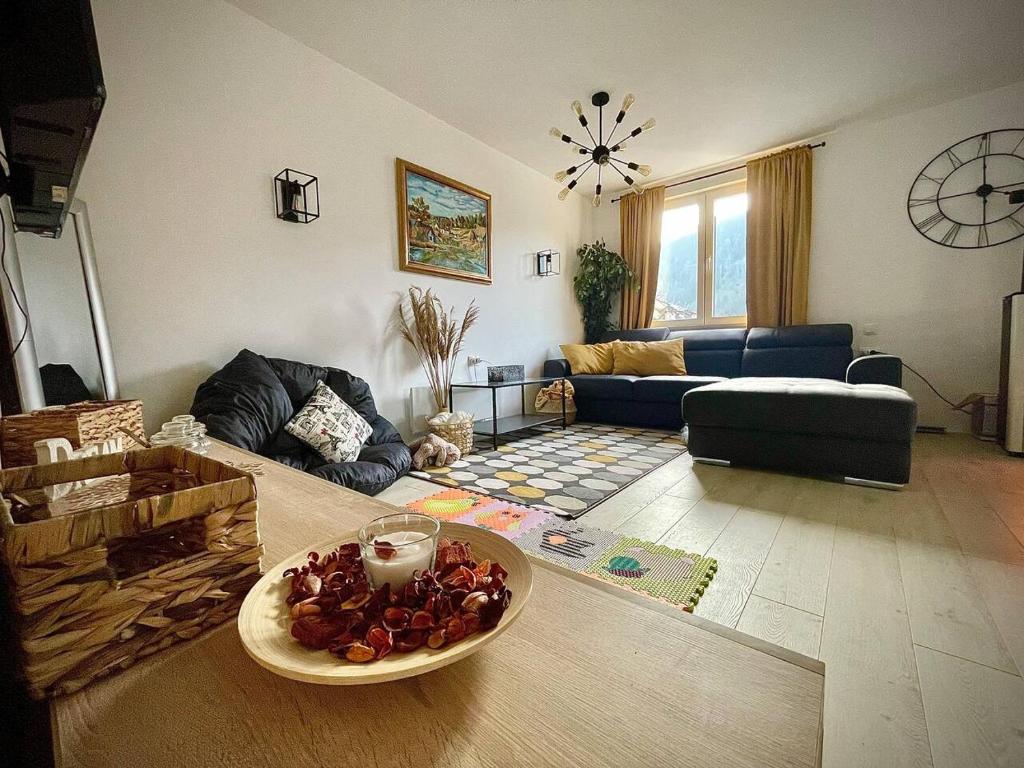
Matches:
[49,440,824,768]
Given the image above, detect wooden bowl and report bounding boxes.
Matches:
[237,522,532,684]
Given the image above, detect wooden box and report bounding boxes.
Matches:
[0,447,262,698]
[1,400,146,468]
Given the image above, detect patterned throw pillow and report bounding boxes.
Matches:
[284,380,373,464]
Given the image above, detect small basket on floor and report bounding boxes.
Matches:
[535,380,576,425]
[427,412,475,456]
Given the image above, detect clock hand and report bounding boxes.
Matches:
[978,154,987,227]
[983,156,988,225]
[936,181,1024,202]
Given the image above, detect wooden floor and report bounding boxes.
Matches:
[381,433,1024,768]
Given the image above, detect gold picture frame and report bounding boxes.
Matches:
[396,158,492,284]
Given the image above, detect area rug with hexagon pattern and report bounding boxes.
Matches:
[409,422,687,519]
[404,487,718,613]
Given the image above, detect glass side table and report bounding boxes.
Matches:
[449,376,568,451]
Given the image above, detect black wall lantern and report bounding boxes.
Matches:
[536,249,560,277]
[274,168,319,223]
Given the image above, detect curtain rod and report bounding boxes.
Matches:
[610,141,826,203]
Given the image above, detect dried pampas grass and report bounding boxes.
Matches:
[398,287,479,413]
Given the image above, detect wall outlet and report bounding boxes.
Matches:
[467,355,483,366]
[862,322,879,337]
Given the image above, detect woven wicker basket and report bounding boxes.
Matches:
[1,400,145,468]
[427,413,475,455]
[0,446,262,699]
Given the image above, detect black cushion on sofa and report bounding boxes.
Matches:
[742,324,853,380]
[598,328,669,342]
[668,328,747,377]
[683,377,917,443]
[746,324,853,349]
[189,349,294,453]
[191,350,410,495]
[633,375,725,403]
[569,374,639,400]
[308,458,402,497]
[741,346,853,380]
[670,328,748,350]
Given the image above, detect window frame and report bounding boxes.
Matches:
[652,179,748,329]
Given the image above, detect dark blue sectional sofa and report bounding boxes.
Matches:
[543,324,916,486]
[543,323,901,431]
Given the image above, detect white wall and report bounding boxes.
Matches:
[810,80,1024,430]
[52,0,586,435]
[591,80,1024,430]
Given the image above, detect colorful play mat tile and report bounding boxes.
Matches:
[405,488,716,613]
[584,537,718,612]
[513,519,623,571]
[410,422,687,519]
[404,488,548,540]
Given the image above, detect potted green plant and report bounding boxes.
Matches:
[572,240,634,343]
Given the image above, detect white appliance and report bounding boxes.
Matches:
[999,292,1024,455]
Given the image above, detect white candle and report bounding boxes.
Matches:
[361,531,435,590]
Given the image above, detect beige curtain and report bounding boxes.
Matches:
[746,146,812,327]
[619,185,666,330]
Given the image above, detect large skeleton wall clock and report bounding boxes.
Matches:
[907,129,1024,248]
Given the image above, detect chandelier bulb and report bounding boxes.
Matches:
[592,193,602,208]
[632,183,644,194]
[621,93,635,112]
[571,100,584,118]
[549,126,564,139]
[554,165,578,182]
[641,118,656,131]
[558,187,571,201]
[636,164,652,177]
[612,140,627,152]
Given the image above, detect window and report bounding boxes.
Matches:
[653,181,747,327]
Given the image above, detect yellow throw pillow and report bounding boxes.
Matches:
[611,339,687,376]
[560,342,614,375]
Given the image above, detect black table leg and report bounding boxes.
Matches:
[491,388,498,450]
[561,377,567,428]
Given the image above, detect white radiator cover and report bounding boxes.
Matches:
[1006,293,1024,454]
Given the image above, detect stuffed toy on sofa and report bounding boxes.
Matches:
[409,433,462,470]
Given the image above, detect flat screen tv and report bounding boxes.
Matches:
[0,0,105,237]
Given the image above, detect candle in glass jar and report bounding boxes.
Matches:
[361,530,435,590]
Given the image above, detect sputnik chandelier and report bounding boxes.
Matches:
[550,90,655,206]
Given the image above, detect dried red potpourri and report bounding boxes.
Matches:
[373,540,397,560]
[282,538,511,663]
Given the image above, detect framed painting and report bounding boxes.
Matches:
[396,159,492,284]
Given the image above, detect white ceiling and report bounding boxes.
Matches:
[228,0,1024,193]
